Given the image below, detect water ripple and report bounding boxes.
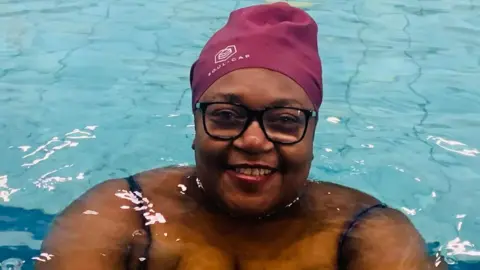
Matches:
[33,164,85,191]
[18,126,97,169]
[0,174,20,202]
[427,136,479,157]
[444,237,480,262]
[1,0,479,266]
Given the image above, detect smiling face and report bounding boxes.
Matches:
[193,68,317,217]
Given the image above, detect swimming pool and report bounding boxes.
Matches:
[0,0,479,268]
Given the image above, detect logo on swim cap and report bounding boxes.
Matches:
[214,45,237,64]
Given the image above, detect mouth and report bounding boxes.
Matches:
[226,164,277,183]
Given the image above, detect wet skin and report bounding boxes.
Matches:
[36,69,446,270]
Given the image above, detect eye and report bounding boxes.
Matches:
[208,108,247,125]
[278,115,300,123]
[268,113,301,125]
[211,109,238,120]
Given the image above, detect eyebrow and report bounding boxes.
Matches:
[209,93,303,107]
[211,93,242,103]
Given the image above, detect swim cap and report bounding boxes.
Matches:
[189,2,323,111]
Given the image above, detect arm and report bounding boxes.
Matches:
[35,179,145,270]
[340,207,448,270]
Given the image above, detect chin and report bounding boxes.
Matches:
[221,194,279,218]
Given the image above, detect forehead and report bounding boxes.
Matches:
[199,68,314,109]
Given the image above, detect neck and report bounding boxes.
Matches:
[187,173,310,222]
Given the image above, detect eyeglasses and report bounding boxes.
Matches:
[195,102,317,145]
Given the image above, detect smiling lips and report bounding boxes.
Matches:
[235,167,272,176]
[227,165,277,183]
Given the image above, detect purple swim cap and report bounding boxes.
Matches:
[189,2,323,111]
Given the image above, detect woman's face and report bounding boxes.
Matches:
[193,68,317,217]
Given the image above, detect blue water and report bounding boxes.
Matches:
[0,0,479,269]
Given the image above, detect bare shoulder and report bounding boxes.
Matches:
[52,177,140,226]
[338,205,447,269]
[302,180,382,220]
[37,178,146,269]
[305,180,419,236]
[304,180,417,242]
[130,165,200,217]
[43,177,143,239]
[305,181,447,270]
[134,165,195,191]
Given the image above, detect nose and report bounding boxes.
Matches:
[233,120,274,154]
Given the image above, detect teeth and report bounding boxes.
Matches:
[235,168,272,176]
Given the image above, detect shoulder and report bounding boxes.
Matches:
[38,177,144,268]
[133,165,196,196]
[303,180,418,238]
[73,165,197,218]
[61,164,191,215]
[302,182,442,269]
[302,180,383,219]
[128,165,201,218]
[48,165,193,239]
[308,182,442,269]
[38,166,196,269]
[56,177,134,218]
[48,177,143,238]
[338,205,436,269]
[304,181,415,234]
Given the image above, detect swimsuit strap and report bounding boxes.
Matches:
[125,175,152,270]
[337,202,388,269]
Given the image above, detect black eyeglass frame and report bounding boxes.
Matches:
[195,102,317,145]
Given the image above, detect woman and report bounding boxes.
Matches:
[36,2,445,270]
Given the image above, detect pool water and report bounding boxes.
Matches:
[0,0,479,268]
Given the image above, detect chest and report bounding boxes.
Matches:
[142,222,341,270]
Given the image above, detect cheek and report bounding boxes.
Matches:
[194,125,229,166]
[282,132,314,166]
[280,145,312,171]
[277,143,312,199]
[194,116,212,152]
